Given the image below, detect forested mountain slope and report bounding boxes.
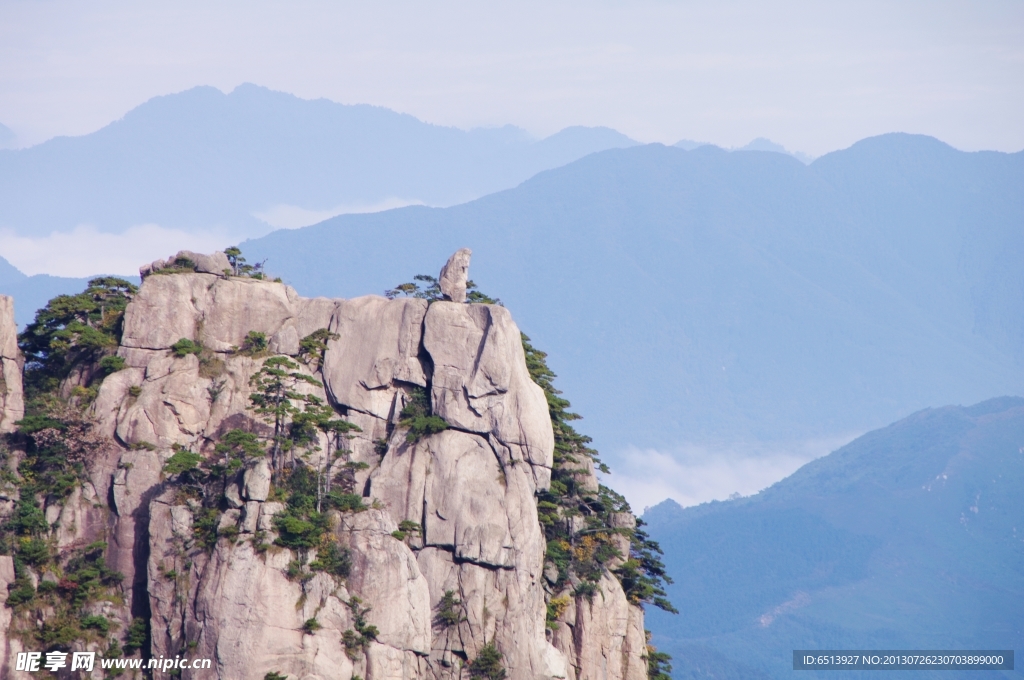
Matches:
[643,396,1024,679]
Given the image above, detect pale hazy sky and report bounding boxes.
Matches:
[1,0,1022,156]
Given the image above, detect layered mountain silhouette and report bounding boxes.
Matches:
[2,126,1021,458]
[643,396,1024,679]
[235,134,1023,453]
[0,83,637,237]
[675,136,813,163]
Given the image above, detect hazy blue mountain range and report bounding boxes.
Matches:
[675,136,813,163]
[0,83,637,237]
[642,396,1024,679]
[234,133,1024,455]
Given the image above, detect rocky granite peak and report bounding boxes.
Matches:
[439,247,472,303]
[0,251,661,679]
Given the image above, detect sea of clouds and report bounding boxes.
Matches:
[604,434,858,512]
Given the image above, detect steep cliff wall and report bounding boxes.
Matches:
[0,253,653,680]
[0,296,24,433]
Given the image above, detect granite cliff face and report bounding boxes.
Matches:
[0,296,24,434]
[0,252,652,679]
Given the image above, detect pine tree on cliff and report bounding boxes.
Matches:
[249,355,321,476]
[18,276,136,395]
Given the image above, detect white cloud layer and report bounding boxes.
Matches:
[0,197,430,278]
[604,435,859,513]
[0,224,242,278]
[252,198,425,230]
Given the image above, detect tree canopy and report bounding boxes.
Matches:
[522,333,676,615]
[18,277,137,394]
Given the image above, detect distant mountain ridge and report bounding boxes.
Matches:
[0,255,121,329]
[642,396,1024,679]
[0,83,637,238]
[237,133,1024,453]
[0,123,14,149]
[1,131,1021,460]
[675,136,814,163]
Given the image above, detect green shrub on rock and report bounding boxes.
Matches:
[123,617,148,655]
[170,338,202,357]
[469,642,507,680]
[435,590,466,628]
[163,449,202,475]
[98,355,127,374]
[239,331,269,356]
[398,386,448,443]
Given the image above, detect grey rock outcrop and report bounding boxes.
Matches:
[322,296,428,419]
[439,247,472,303]
[338,510,432,654]
[550,573,647,680]
[187,249,233,275]
[120,273,334,354]
[149,507,361,679]
[242,458,271,501]
[372,431,530,568]
[0,295,24,433]
[140,249,232,278]
[370,429,566,677]
[560,453,600,495]
[424,302,554,490]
